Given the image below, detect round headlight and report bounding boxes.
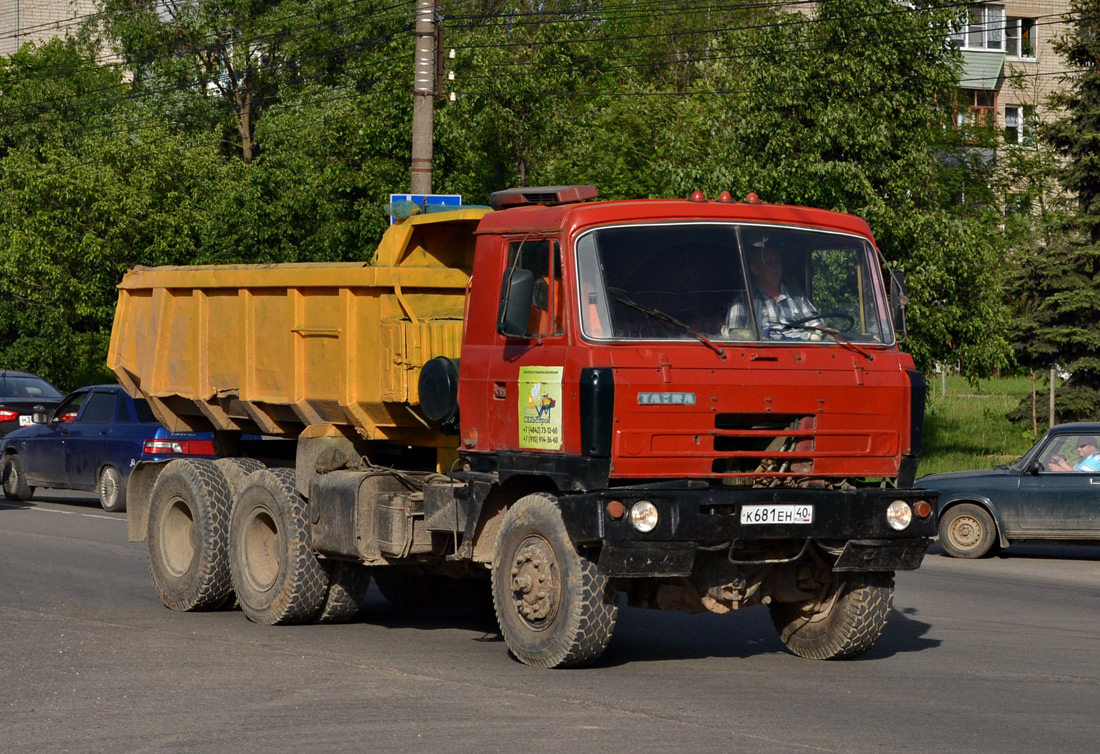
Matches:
[629,501,659,533]
[886,500,913,531]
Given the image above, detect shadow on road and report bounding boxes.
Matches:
[357,591,939,667]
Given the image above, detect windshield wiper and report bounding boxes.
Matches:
[615,295,727,359]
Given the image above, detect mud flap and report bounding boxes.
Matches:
[832,539,930,572]
[598,541,696,577]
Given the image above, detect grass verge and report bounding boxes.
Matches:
[918,374,1041,476]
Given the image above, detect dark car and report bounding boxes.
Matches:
[918,422,1100,558]
[0,384,220,512]
[0,371,65,439]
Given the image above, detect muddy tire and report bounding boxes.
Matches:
[229,468,328,625]
[316,560,371,624]
[491,492,618,668]
[213,457,266,498]
[939,503,1000,559]
[769,571,894,660]
[1,454,34,502]
[98,465,126,513]
[147,459,235,611]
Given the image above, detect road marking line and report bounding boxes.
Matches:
[7,504,123,522]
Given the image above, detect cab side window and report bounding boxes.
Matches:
[507,239,564,338]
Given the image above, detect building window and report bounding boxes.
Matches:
[956,89,997,129]
[951,4,1005,51]
[1004,104,1035,144]
[1005,17,1036,58]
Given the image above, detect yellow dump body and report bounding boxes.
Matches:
[107,208,490,446]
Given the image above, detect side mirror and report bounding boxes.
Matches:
[1029,459,1044,475]
[498,268,535,337]
[889,268,908,340]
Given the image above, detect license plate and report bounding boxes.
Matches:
[741,504,814,525]
[18,415,33,426]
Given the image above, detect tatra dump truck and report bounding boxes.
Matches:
[109,185,937,668]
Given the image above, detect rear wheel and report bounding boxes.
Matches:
[97,466,126,513]
[213,457,265,497]
[1,454,34,502]
[939,503,1000,559]
[147,459,234,611]
[769,571,894,660]
[491,493,618,668]
[316,561,372,624]
[229,468,329,625]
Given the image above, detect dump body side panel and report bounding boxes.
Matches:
[107,210,489,445]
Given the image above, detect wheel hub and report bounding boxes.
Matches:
[100,472,118,505]
[950,516,981,548]
[509,535,561,628]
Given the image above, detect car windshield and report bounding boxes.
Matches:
[575,223,893,344]
[0,374,63,400]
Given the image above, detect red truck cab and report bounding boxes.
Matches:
[458,188,924,489]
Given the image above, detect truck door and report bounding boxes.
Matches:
[491,238,570,453]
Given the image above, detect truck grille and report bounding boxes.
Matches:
[711,414,816,480]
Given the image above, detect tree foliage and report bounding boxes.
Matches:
[0,0,1024,387]
[1008,0,1100,422]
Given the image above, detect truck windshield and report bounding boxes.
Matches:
[575,223,893,344]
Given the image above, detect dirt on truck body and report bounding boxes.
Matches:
[109,186,936,668]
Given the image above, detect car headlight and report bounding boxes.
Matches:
[886,500,913,531]
[629,501,659,533]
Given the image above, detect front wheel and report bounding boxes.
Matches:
[939,503,1000,559]
[1,454,34,501]
[491,493,618,668]
[769,571,894,660]
[98,466,126,512]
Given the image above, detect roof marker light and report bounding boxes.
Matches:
[688,190,706,203]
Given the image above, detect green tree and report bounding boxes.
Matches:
[1015,0,1100,422]
[0,40,234,388]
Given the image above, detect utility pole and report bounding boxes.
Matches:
[410,0,436,194]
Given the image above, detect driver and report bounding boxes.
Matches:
[723,245,823,340]
[1049,437,1100,472]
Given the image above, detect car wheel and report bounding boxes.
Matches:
[1,454,34,502]
[147,459,235,611]
[939,503,1000,559]
[491,492,618,668]
[229,468,329,625]
[98,466,127,513]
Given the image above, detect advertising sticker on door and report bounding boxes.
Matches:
[518,366,563,450]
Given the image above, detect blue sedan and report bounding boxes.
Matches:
[0,385,219,512]
[918,422,1100,558]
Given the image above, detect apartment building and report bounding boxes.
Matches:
[951,2,1073,144]
[0,0,97,58]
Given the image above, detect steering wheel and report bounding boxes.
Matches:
[785,311,856,332]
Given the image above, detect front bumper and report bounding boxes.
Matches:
[557,485,937,577]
